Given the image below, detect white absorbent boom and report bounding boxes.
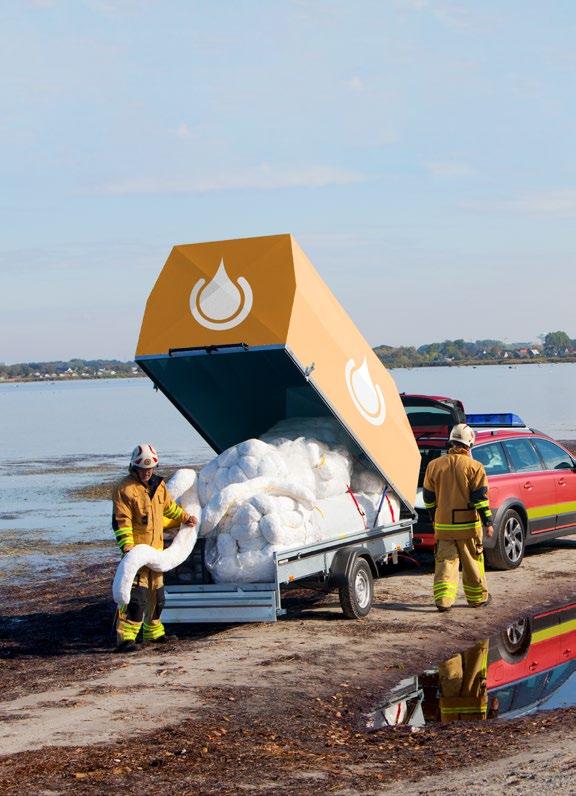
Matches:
[112,525,198,606]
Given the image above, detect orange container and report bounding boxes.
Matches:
[136,234,420,511]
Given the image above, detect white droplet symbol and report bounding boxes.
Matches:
[345,357,386,425]
[190,259,253,331]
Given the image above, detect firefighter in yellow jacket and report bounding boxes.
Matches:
[423,423,494,611]
[112,443,198,652]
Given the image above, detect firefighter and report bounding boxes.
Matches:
[112,443,198,652]
[438,640,489,721]
[423,423,494,611]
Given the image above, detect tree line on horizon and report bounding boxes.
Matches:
[0,358,141,381]
[374,330,576,368]
[1,331,575,380]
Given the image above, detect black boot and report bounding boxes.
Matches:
[115,640,138,653]
[146,633,178,644]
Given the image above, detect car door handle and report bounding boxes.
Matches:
[523,481,533,490]
[558,478,567,487]
[528,662,538,671]
[563,648,572,657]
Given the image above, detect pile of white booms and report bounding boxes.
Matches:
[113,417,400,603]
[173,417,398,582]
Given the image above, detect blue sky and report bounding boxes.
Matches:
[1,0,575,363]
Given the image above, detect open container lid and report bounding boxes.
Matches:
[136,234,421,514]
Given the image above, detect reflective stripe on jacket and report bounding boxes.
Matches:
[112,473,189,552]
[423,448,492,540]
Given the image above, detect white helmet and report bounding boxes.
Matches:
[449,423,475,448]
[130,443,159,469]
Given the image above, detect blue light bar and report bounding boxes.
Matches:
[466,412,526,428]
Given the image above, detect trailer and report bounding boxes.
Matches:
[162,521,413,622]
[136,233,421,622]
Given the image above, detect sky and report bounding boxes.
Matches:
[1,0,575,363]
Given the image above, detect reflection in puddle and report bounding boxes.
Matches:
[365,602,576,729]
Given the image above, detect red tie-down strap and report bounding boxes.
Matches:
[346,487,368,529]
[385,494,396,523]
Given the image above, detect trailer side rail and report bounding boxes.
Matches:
[163,520,413,624]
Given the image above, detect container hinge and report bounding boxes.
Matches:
[304,362,315,379]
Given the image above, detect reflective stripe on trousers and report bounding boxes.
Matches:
[116,568,165,643]
[434,538,488,608]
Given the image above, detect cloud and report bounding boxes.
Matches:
[424,160,475,178]
[0,240,166,275]
[394,0,428,9]
[505,189,576,216]
[175,123,193,140]
[94,164,367,196]
[342,76,366,93]
[462,189,576,217]
[394,0,491,30]
[83,0,158,13]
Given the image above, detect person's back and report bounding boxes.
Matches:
[425,448,488,541]
[423,424,493,612]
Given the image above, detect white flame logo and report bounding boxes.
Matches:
[345,357,386,426]
[190,259,253,331]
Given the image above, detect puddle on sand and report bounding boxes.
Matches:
[365,601,576,729]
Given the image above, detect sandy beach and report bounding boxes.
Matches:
[1,532,576,795]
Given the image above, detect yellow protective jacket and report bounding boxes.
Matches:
[112,473,190,553]
[423,447,492,540]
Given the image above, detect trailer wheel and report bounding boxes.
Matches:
[339,558,373,619]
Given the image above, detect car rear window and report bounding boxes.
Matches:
[472,442,510,475]
[501,438,542,473]
[404,406,454,426]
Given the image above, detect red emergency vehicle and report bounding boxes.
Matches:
[401,395,576,570]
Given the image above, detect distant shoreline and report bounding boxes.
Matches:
[1,356,576,383]
[385,356,576,369]
[0,373,146,385]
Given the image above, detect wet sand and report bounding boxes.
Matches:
[1,534,576,794]
[2,441,575,793]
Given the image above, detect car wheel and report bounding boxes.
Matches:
[495,617,533,663]
[339,558,374,619]
[485,508,526,570]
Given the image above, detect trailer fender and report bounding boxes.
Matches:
[328,547,377,589]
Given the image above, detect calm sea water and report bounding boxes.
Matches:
[391,362,576,440]
[1,363,575,584]
[0,378,213,585]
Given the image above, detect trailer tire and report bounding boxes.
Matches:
[339,558,373,619]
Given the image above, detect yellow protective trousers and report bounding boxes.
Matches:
[116,567,165,644]
[439,640,489,721]
[433,537,488,608]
